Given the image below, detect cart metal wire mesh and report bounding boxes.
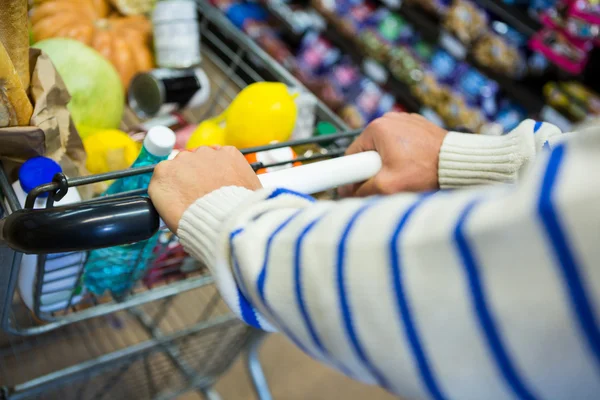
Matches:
[0,1,350,399]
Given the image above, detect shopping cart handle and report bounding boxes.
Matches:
[1,152,382,254]
[1,197,160,254]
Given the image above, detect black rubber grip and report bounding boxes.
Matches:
[2,197,160,254]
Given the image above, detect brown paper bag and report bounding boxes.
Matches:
[0,49,90,199]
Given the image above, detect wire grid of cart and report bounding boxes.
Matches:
[0,2,349,399]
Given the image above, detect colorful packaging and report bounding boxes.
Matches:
[405,0,453,16]
[296,32,342,76]
[559,81,600,114]
[360,9,415,62]
[529,28,590,74]
[341,78,395,127]
[444,0,488,44]
[429,49,462,84]
[494,100,527,132]
[454,65,500,119]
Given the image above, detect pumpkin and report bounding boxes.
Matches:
[30,0,154,88]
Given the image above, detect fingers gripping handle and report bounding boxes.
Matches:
[2,152,382,254]
[258,151,382,194]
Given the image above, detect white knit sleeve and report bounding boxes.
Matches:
[178,127,600,400]
[438,119,563,188]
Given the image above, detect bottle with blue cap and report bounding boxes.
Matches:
[84,126,176,296]
[10,156,86,313]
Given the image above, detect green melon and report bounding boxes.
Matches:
[33,38,124,133]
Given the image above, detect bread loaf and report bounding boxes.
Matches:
[0,40,32,127]
[0,0,30,90]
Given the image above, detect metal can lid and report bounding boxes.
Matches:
[128,72,164,119]
[153,0,197,23]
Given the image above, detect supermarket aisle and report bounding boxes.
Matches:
[180,333,397,400]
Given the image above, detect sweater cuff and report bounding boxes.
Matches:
[177,186,254,267]
[438,129,536,189]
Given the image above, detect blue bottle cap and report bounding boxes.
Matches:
[18,156,62,197]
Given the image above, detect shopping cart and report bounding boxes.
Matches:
[0,2,381,399]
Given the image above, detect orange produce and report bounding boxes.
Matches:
[30,0,153,87]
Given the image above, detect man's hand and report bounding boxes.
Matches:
[339,112,447,197]
[148,146,262,232]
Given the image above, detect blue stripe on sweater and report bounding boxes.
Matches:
[538,144,600,371]
[294,214,357,378]
[251,210,324,359]
[337,201,391,388]
[389,193,447,400]
[267,188,315,202]
[230,229,262,329]
[295,217,328,352]
[257,211,302,300]
[455,199,538,400]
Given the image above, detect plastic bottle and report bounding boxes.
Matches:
[10,157,86,313]
[84,126,176,296]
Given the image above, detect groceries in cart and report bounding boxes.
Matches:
[9,157,87,313]
[84,127,176,296]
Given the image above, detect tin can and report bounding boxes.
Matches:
[128,68,211,118]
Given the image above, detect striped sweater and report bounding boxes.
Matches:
[178,120,600,400]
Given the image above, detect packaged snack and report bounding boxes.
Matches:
[360,9,415,62]
[438,92,486,131]
[529,28,591,74]
[494,100,527,132]
[405,0,453,16]
[411,71,449,108]
[543,82,588,120]
[474,20,529,77]
[559,81,600,114]
[296,32,342,76]
[454,65,499,119]
[444,0,488,44]
[342,78,395,127]
[429,48,462,84]
[334,1,378,38]
[388,46,425,85]
[319,58,363,110]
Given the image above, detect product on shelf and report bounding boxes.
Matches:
[530,28,590,73]
[33,38,125,133]
[360,9,416,62]
[444,0,489,44]
[340,78,396,128]
[473,29,527,77]
[84,126,176,296]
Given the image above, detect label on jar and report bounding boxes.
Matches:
[154,21,201,68]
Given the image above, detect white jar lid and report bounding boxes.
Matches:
[144,126,176,157]
[153,0,197,22]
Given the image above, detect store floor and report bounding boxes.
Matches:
[180,333,397,400]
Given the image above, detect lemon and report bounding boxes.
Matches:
[225,82,297,148]
[84,129,140,175]
[186,120,226,150]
